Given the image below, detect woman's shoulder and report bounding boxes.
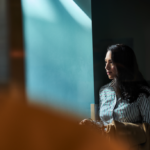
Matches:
[138,86,150,97]
[137,85,150,103]
[99,80,115,94]
[140,85,150,94]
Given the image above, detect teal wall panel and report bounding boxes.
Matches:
[22,0,94,117]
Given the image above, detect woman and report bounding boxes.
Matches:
[80,44,150,128]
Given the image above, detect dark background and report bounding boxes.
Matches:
[92,0,150,104]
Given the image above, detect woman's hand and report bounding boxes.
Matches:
[79,119,105,135]
[79,119,94,126]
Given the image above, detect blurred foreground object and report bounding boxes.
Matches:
[0,84,127,150]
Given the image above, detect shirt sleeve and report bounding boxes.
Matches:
[97,88,105,127]
[99,86,106,111]
[137,93,150,124]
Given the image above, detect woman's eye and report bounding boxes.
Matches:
[109,61,113,64]
[105,61,113,65]
[110,62,114,66]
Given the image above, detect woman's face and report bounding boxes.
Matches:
[105,51,117,79]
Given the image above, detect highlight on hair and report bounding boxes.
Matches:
[107,44,149,103]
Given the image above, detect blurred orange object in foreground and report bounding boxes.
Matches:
[0,100,129,150]
[0,82,128,150]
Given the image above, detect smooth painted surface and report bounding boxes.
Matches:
[22,0,94,117]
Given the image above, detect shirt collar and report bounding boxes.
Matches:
[109,79,115,87]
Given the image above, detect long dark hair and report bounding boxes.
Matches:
[107,44,149,103]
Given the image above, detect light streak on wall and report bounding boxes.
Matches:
[21,0,57,22]
[60,0,91,29]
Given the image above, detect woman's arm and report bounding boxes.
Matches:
[137,93,150,124]
[106,120,147,147]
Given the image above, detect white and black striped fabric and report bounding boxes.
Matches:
[98,81,150,126]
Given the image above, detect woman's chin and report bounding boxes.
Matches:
[108,75,114,79]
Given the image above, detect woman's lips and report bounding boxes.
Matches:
[107,72,112,75]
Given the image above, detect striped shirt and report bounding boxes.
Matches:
[98,81,150,126]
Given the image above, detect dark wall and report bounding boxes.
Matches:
[92,0,150,104]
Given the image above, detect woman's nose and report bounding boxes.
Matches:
[105,63,110,70]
